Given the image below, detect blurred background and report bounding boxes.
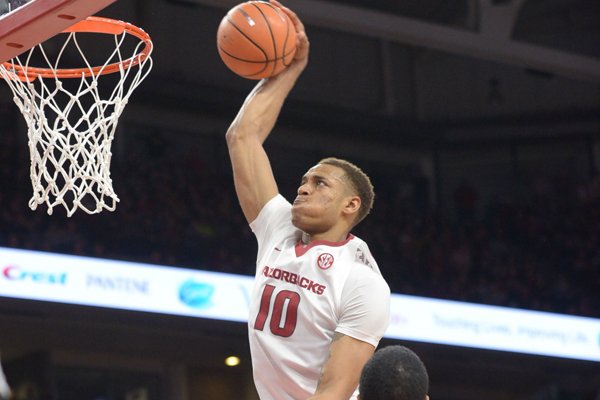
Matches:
[0,0,599,399]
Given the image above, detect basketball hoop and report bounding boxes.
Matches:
[0,16,153,216]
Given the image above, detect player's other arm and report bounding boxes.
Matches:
[307,333,375,400]
[225,0,309,223]
[309,266,391,400]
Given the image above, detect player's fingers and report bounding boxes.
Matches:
[294,31,309,61]
[270,0,306,34]
[269,0,309,59]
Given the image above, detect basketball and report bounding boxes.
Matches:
[216,1,297,80]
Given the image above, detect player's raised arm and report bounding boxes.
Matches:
[225,0,310,223]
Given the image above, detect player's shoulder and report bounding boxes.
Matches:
[343,237,389,289]
[251,194,294,233]
[346,235,379,272]
[261,193,292,215]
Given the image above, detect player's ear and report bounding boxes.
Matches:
[342,195,361,217]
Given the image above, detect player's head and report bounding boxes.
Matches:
[319,157,374,225]
[291,157,374,234]
[359,345,429,400]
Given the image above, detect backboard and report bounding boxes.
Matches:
[0,0,117,63]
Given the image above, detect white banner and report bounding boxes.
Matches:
[386,294,600,362]
[1,247,598,362]
[0,246,252,322]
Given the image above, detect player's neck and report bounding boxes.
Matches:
[302,230,350,245]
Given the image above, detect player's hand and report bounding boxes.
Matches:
[270,0,309,68]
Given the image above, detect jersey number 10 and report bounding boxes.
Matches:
[254,284,301,337]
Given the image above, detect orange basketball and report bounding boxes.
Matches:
[217,1,297,80]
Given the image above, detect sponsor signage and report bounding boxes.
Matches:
[385,295,600,362]
[0,247,598,362]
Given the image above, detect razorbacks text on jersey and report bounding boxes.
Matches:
[249,194,391,400]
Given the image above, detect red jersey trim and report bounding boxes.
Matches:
[294,234,355,257]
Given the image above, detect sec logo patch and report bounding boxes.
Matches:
[317,253,334,270]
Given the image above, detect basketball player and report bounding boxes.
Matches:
[225,1,391,399]
[358,345,429,400]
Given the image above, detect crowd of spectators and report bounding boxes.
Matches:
[1,115,598,318]
[357,173,599,318]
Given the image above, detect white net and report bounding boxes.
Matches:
[0,18,153,216]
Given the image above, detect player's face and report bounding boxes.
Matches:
[291,163,354,234]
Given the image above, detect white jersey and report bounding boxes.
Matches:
[249,195,391,400]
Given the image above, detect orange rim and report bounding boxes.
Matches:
[1,16,152,81]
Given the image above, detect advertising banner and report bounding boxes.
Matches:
[1,247,598,362]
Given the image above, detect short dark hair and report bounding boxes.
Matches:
[318,157,374,226]
[359,345,429,400]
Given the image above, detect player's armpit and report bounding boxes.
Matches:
[307,332,375,400]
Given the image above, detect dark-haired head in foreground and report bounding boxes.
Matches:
[359,345,429,400]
